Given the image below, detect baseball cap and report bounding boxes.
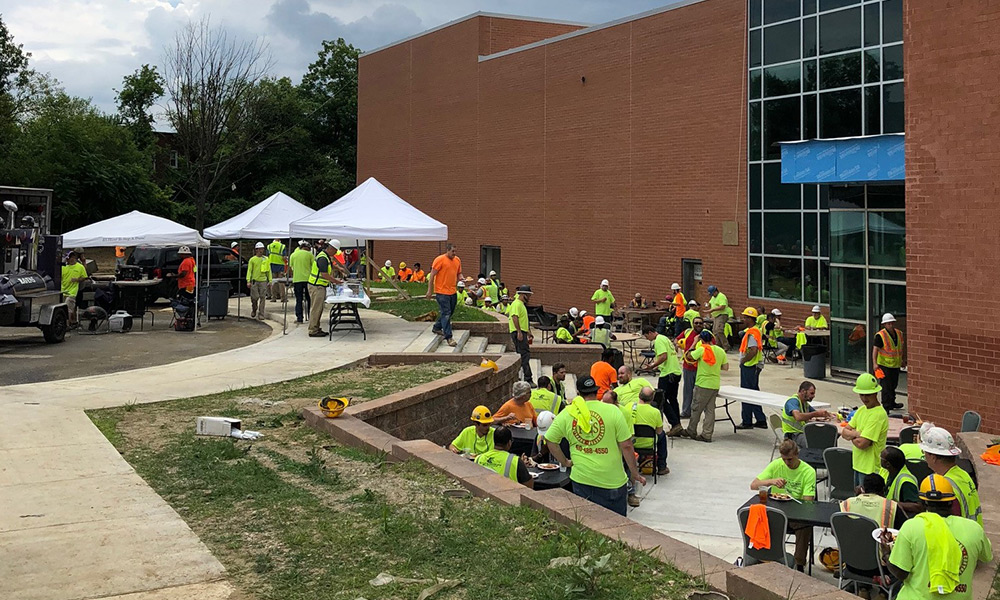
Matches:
[576,375,599,394]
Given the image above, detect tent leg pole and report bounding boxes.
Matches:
[282,236,289,335]
[237,238,242,321]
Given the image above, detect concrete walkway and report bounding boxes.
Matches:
[0,302,425,600]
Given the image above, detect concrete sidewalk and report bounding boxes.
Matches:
[0,303,425,600]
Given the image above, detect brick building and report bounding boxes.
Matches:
[357,1,1000,431]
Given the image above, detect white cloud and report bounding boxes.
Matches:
[0,0,673,115]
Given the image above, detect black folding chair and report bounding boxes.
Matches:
[804,422,839,450]
[824,447,855,500]
[633,424,659,485]
[897,426,918,445]
[737,506,794,568]
[831,512,900,600]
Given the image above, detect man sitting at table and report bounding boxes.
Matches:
[590,315,614,347]
[841,373,889,487]
[881,446,922,518]
[780,381,833,447]
[493,381,538,426]
[614,365,652,409]
[628,386,669,476]
[590,349,619,399]
[751,440,817,572]
[555,315,576,344]
[921,426,983,526]
[530,376,563,416]
[805,305,828,329]
[630,292,648,309]
[474,426,534,488]
[448,405,496,456]
[841,473,905,530]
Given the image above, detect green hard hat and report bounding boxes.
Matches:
[852,373,882,394]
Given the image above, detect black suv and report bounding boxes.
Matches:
[126,245,247,301]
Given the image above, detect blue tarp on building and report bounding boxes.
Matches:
[779,134,904,184]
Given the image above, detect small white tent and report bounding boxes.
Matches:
[204,191,315,240]
[289,177,448,241]
[62,210,208,248]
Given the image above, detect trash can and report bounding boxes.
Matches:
[802,344,827,379]
[205,280,231,319]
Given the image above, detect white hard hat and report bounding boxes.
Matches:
[328,239,341,250]
[600,279,610,287]
[178,245,192,255]
[595,316,605,326]
[536,410,555,435]
[918,421,935,439]
[489,270,497,276]
[919,426,961,456]
[457,280,465,287]
[671,283,681,291]
[230,242,238,248]
[484,297,493,303]
[464,297,474,305]
[478,277,486,284]
[569,307,579,318]
[812,305,821,312]
[254,242,265,249]
[882,313,896,324]
[385,260,392,267]
[688,299,698,306]
[771,308,782,316]
[580,310,587,317]
[298,240,309,246]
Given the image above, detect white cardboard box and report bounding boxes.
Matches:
[196,416,242,437]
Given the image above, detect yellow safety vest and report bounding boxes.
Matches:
[309,251,333,287]
[475,450,519,481]
[267,241,285,266]
[887,466,918,503]
[875,329,904,368]
[841,494,896,529]
[592,327,611,347]
[780,396,807,435]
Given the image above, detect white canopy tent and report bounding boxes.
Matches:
[203,191,316,240]
[62,210,208,248]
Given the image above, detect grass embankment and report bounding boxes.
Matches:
[89,363,697,600]
[367,281,498,322]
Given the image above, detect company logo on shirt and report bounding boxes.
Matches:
[571,414,606,447]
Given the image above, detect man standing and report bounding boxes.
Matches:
[61,251,88,327]
[288,240,314,324]
[840,373,889,486]
[683,299,700,329]
[677,317,715,419]
[921,427,983,526]
[174,246,197,300]
[544,375,645,517]
[267,238,287,301]
[642,325,683,436]
[872,313,905,411]
[591,279,615,320]
[780,381,832,446]
[684,330,729,442]
[736,307,767,430]
[483,271,499,303]
[706,285,732,351]
[114,245,126,268]
[307,240,343,338]
[508,285,534,385]
[425,242,463,348]
[613,365,652,409]
[246,242,272,320]
[669,283,686,337]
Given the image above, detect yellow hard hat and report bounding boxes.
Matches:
[919,474,956,501]
[852,373,882,395]
[742,306,759,318]
[470,405,494,424]
[480,358,498,373]
[399,262,406,268]
[819,547,840,573]
[319,396,350,418]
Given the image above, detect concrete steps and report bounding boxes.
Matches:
[485,343,506,354]
[434,329,470,353]
[403,327,442,353]
[464,336,488,355]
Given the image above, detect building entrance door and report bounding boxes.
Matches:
[480,246,500,280]
[682,259,703,307]
[869,279,907,393]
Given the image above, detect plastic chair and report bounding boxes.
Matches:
[906,458,933,485]
[961,410,982,433]
[824,447,855,501]
[897,426,918,445]
[633,424,659,485]
[804,422,839,450]
[830,512,900,600]
[737,506,794,568]
[769,413,783,460]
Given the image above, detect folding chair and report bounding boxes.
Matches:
[897,426,918,445]
[768,413,784,460]
[906,458,932,485]
[737,506,795,568]
[824,447,855,501]
[831,512,900,600]
[961,410,982,433]
[804,422,839,450]
[633,424,659,485]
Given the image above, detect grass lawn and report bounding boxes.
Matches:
[366,280,498,322]
[89,363,698,600]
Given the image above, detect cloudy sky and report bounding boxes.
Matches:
[1,0,676,119]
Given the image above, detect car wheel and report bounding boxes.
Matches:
[40,308,68,343]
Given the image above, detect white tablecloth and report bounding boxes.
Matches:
[324,288,371,308]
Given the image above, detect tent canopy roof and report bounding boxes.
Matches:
[62,211,208,248]
[289,178,448,241]
[203,191,315,240]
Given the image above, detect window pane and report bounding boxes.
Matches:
[803,60,818,91]
[804,211,818,256]
[869,268,905,282]
[864,85,881,135]
[804,93,817,139]
[804,258,820,303]
[831,266,866,320]
[820,8,861,54]
[749,163,762,209]
[883,82,904,133]
[820,51,861,89]
[750,69,762,100]
[820,259,830,304]
[820,211,830,257]
[883,0,902,44]
[803,17,817,57]
[830,210,866,264]
[764,162,802,209]
[863,2,880,46]
[764,0,799,25]
[764,22,800,65]
[832,320,868,371]
[750,212,762,253]
[803,184,818,209]
[829,185,865,209]
[765,257,803,301]
[764,97,800,159]
[764,212,802,254]
[803,0,817,15]
[750,102,762,161]
[750,256,764,297]
[820,0,858,10]
[868,184,904,209]
[750,0,762,28]
[868,211,905,267]
[883,44,903,80]
[864,49,880,84]
[820,88,862,138]
[764,63,800,97]
[750,29,762,67]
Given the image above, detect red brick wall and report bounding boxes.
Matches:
[904,0,1000,433]
[478,16,584,55]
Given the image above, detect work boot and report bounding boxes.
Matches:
[309,331,327,338]
[891,402,904,409]
[696,434,713,443]
[754,422,768,429]
[657,466,670,475]
[627,494,641,507]
[250,311,256,319]
[666,425,684,437]
[735,423,754,430]
[447,339,457,347]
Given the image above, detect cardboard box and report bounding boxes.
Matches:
[196,416,241,437]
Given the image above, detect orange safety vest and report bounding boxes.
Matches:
[875,329,904,368]
[115,246,125,258]
[672,292,686,317]
[739,326,762,354]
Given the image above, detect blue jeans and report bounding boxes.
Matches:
[434,293,457,339]
[572,481,628,516]
[740,364,766,425]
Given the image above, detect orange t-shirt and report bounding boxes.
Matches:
[398,268,413,281]
[431,254,461,295]
[411,269,426,282]
[590,361,618,399]
[493,398,537,426]
[177,256,197,290]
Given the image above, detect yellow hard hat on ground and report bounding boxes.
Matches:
[852,373,882,394]
[742,307,759,318]
[480,358,498,372]
[470,405,494,424]
[819,547,840,573]
[918,474,956,501]
[319,396,350,418]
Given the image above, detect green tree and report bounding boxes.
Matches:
[115,64,164,149]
